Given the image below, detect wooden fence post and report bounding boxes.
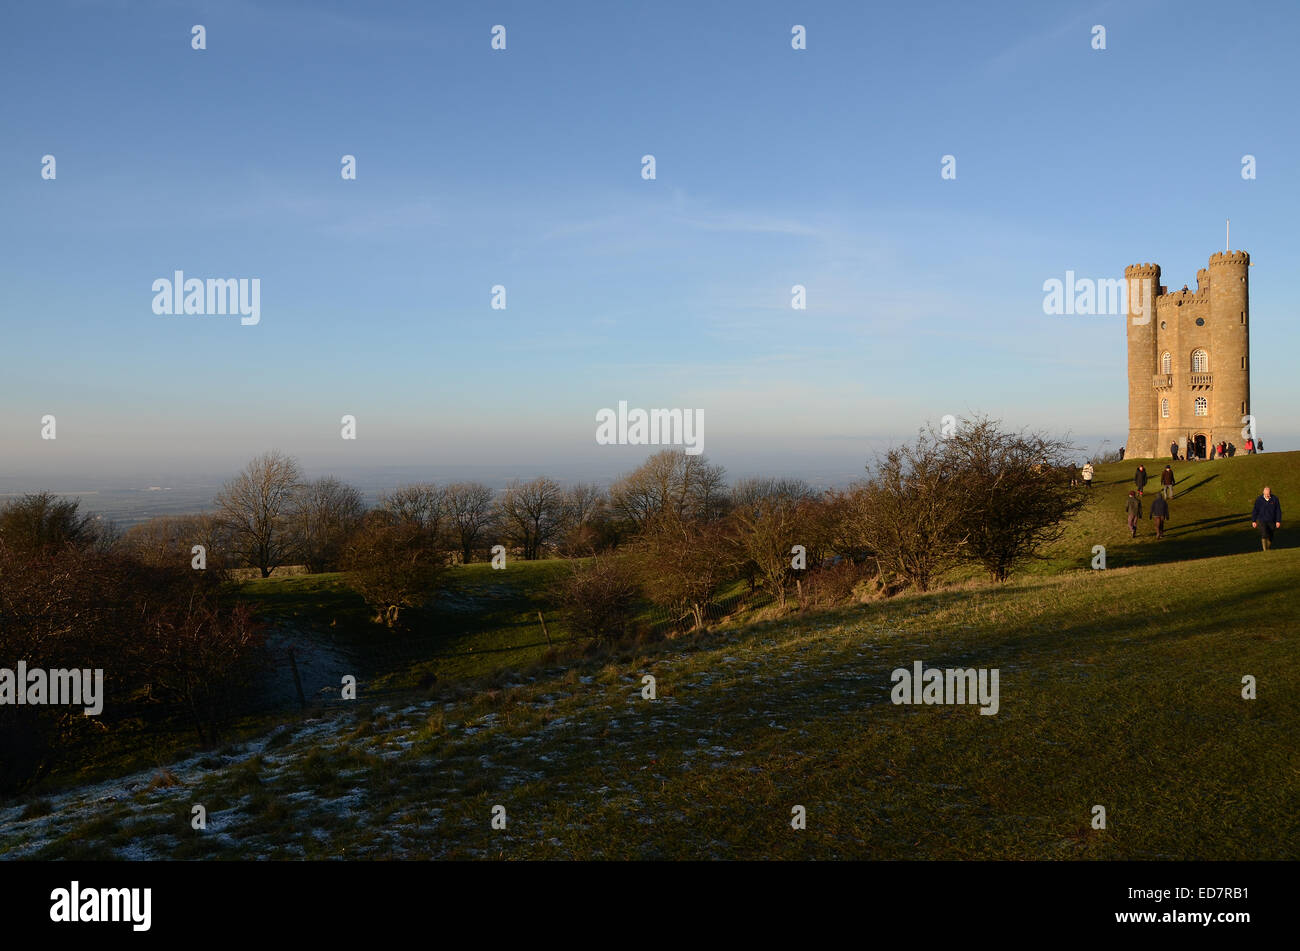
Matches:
[537,611,553,646]
[287,647,307,708]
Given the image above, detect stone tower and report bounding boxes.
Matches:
[1124,251,1250,459]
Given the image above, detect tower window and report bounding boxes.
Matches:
[1161,398,1169,418]
[1191,349,1208,372]
[1160,351,1171,374]
[1241,311,1245,324]
[1194,397,1208,417]
[1195,317,1205,326]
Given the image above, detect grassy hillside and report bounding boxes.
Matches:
[235,560,581,689]
[3,538,1296,858]
[2,453,1294,859]
[1038,451,1295,572]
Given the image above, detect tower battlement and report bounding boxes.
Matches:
[1124,262,1161,275]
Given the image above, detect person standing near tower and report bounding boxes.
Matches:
[1251,487,1281,551]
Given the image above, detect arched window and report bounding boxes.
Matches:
[1160,351,1171,374]
[1160,398,1169,418]
[1194,396,1207,416]
[1191,349,1208,372]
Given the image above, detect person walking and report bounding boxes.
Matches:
[1134,464,1148,497]
[1150,493,1170,539]
[1227,442,1236,457]
[1126,491,1142,538]
[1082,461,1094,490]
[1170,440,1179,460]
[1119,446,1125,461]
[1258,438,1264,452]
[1245,437,1255,454]
[1251,486,1282,551]
[1160,464,1175,500]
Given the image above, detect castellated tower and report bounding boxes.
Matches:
[1125,251,1250,459]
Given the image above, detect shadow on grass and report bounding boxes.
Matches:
[1172,472,1219,498]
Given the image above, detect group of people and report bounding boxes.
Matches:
[1081,461,1282,549]
[1171,438,1263,461]
[1120,463,1281,550]
[1126,464,1177,537]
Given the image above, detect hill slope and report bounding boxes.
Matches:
[1039,450,1296,571]
[3,536,1295,859]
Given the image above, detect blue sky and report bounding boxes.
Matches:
[2,0,1297,483]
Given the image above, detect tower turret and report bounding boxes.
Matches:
[1125,263,1161,458]
[1207,250,1250,446]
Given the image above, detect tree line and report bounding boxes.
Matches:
[0,415,1084,790]
[98,415,1082,628]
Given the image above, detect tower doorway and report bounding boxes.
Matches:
[1193,434,1207,459]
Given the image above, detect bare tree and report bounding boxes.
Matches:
[632,509,735,630]
[291,477,366,573]
[564,482,607,525]
[610,450,729,530]
[851,433,968,593]
[497,476,566,560]
[728,477,815,608]
[553,553,640,641]
[379,483,446,540]
[215,451,303,578]
[443,481,497,563]
[119,512,234,577]
[943,416,1087,582]
[0,538,265,784]
[344,512,447,627]
[559,482,616,554]
[0,492,99,554]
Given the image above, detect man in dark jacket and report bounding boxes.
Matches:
[1170,440,1179,460]
[1251,487,1282,551]
[1125,491,1142,538]
[1150,494,1170,539]
[1160,464,1175,500]
[1134,465,1148,497]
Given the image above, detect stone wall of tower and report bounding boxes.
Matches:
[1154,281,1210,453]
[1207,250,1250,447]
[1124,263,1160,458]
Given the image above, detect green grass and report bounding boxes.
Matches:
[4,453,1296,858]
[1036,450,1295,573]
[234,557,679,690]
[8,535,1296,859]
